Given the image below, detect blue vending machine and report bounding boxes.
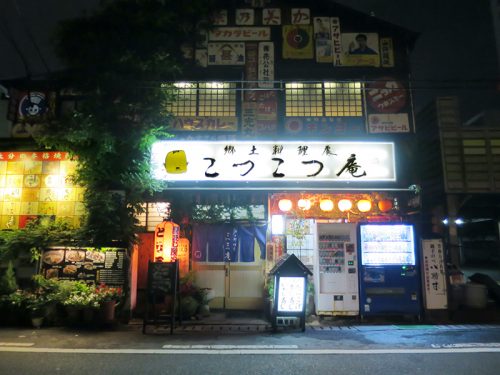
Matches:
[358,223,422,319]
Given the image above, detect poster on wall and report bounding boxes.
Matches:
[258,42,274,88]
[168,116,238,132]
[330,17,342,66]
[284,117,365,137]
[209,27,271,41]
[340,33,380,67]
[291,8,310,25]
[380,38,395,67]
[208,42,245,65]
[366,77,412,133]
[210,10,228,25]
[235,9,255,25]
[314,17,333,63]
[282,25,313,59]
[262,8,281,25]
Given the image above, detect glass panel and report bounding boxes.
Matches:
[198,82,236,116]
[285,82,323,117]
[165,82,197,116]
[324,81,363,117]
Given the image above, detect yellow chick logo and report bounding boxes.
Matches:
[164,150,187,174]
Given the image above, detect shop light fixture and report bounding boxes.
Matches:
[278,199,293,212]
[297,198,311,210]
[357,199,372,212]
[338,199,353,212]
[319,199,334,212]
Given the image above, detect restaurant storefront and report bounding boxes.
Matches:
[132,138,418,316]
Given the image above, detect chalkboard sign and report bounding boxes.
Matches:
[40,247,126,287]
[143,261,180,335]
[147,261,177,301]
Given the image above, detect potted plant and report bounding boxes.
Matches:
[96,284,122,323]
[61,282,100,325]
[24,291,49,328]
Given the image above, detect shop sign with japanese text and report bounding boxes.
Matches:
[209,27,271,41]
[151,141,396,182]
[168,117,237,132]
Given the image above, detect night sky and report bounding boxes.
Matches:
[1,0,498,119]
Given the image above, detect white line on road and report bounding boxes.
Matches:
[1,347,500,355]
[0,343,35,347]
[162,345,299,349]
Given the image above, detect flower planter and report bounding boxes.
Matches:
[65,306,82,325]
[100,300,116,323]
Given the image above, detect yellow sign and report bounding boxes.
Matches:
[282,25,313,59]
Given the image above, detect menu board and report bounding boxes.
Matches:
[147,261,178,301]
[360,224,415,265]
[40,247,126,286]
[421,239,447,309]
[277,276,305,312]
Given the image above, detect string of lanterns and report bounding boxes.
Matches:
[277,196,393,214]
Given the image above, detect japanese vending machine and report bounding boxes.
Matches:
[358,223,422,318]
[314,222,359,316]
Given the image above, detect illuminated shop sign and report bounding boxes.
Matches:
[151,141,396,182]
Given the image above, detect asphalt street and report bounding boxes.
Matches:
[1,323,500,374]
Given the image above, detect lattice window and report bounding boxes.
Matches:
[285,81,364,117]
[324,82,363,117]
[285,83,323,117]
[165,82,236,117]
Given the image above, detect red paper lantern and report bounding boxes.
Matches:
[154,220,180,262]
[378,199,393,212]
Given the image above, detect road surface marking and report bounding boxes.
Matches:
[431,343,500,348]
[0,342,35,347]
[1,347,500,354]
[162,345,299,349]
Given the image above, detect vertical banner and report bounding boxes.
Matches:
[282,25,314,59]
[421,239,448,310]
[258,42,274,88]
[330,17,342,66]
[313,17,333,63]
[380,37,395,67]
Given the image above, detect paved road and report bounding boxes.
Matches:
[1,351,500,375]
[1,324,500,374]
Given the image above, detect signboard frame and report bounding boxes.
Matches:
[143,260,181,334]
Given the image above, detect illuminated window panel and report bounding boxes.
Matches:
[0,152,85,230]
[165,82,197,116]
[285,83,323,117]
[198,82,236,116]
[324,82,363,117]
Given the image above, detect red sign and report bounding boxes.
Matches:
[366,78,407,113]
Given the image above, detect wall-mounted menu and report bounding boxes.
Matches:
[40,247,126,286]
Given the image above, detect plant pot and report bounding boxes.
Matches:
[100,301,116,323]
[31,316,44,329]
[65,306,82,325]
[198,304,210,317]
[83,307,96,325]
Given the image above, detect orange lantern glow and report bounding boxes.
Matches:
[338,199,353,212]
[297,198,311,210]
[357,199,372,212]
[177,238,190,276]
[278,199,293,212]
[378,199,393,212]
[319,199,334,212]
[154,220,180,262]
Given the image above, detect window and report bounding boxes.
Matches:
[285,81,364,117]
[166,82,236,117]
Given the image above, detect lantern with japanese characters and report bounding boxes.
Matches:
[177,238,190,276]
[154,220,180,262]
